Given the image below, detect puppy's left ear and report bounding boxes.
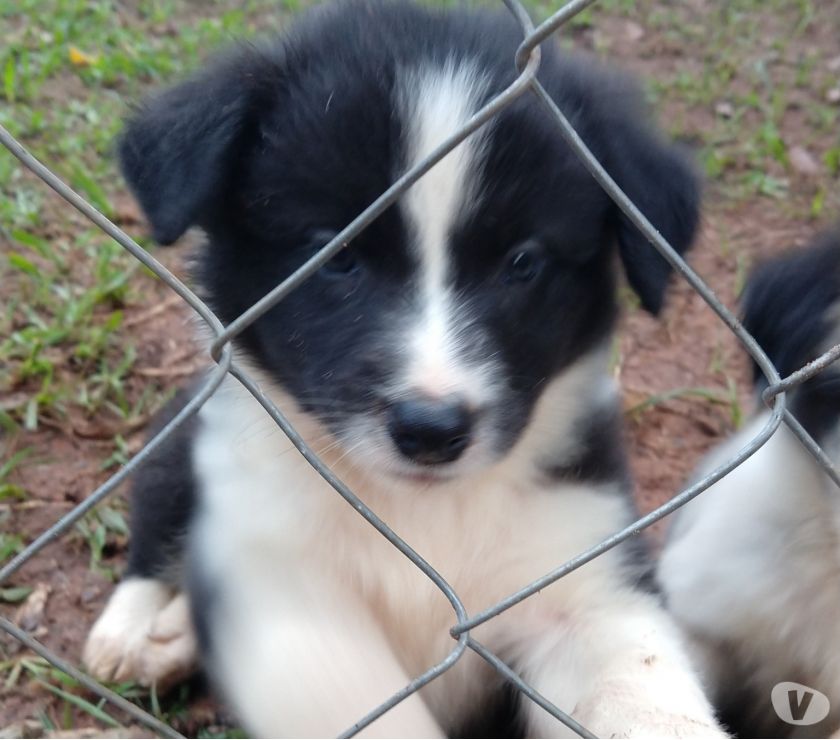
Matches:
[607,120,701,314]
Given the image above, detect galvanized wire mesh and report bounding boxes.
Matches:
[2,0,839,737]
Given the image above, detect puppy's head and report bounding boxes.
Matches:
[742,230,840,443]
[120,0,699,482]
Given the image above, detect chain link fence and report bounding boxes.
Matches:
[1,0,839,737]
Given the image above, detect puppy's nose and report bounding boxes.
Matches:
[387,397,473,465]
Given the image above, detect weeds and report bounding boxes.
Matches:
[626,384,744,429]
[0,0,284,459]
[0,653,211,733]
[74,503,128,581]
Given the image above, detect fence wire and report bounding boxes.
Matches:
[1,0,839,737]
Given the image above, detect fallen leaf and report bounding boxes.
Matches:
[0,585,33,603]
[714,101,734,118]
[624,21,644,42]
[14,581,51,632]
[789,145,821,176]
[68,46,99,67]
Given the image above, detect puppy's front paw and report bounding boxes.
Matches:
[83,579,198,690]
[635,715,727,738]
[138,592,198,687]
[582,712,727,739]
[575,690,729,738]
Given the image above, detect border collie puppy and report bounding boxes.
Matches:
[83,1,722,736]
[658,231,840,738]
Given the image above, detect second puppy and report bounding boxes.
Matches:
[659,230,840,738]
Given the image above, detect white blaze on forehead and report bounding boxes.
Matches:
[398,61,493,403]
[400,61,488,289]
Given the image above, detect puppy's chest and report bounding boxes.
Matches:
[214,459,619,602]
[195,391,627,656]
[274,464,620,682]
[249,451,594,606]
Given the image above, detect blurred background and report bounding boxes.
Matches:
[0,0,838,735]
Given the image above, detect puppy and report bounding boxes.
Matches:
[658,230,840,738]
[84,1,722,736]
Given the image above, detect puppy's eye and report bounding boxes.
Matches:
[321,247,358,277]
[311,231,359,279]
[504,242,543,283]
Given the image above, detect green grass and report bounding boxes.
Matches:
[0,7,292,730]
[626,383,744,429]
[0,653,225,734]
[642,0,839,205]
[0,530,25,563]
[0,446,32,499]
[0,0,286,474]
[74,502,129,581]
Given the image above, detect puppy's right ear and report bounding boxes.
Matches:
[118,53,256,245]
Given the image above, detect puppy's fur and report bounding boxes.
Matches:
[84,1,722,736]
[658,231,840,738]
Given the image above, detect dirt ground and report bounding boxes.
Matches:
[1,0,839,736]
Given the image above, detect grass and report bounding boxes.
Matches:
[626,381,745,430]
[74,503,128,581]
[0,447,32,500]
[1,2,287,731]
[0,531,24,564]
[0,0,286,455]
[640,0,839,206]
[1,653,221,735]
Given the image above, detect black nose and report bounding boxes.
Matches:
[387,397,473,465]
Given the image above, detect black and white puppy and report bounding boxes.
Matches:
[84,1,722,736]
[659,231,840,738]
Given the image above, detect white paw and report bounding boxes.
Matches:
[631,716,728,738]
[575,687,729,738]
[83,578,198,690]
[580,709,728,738]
